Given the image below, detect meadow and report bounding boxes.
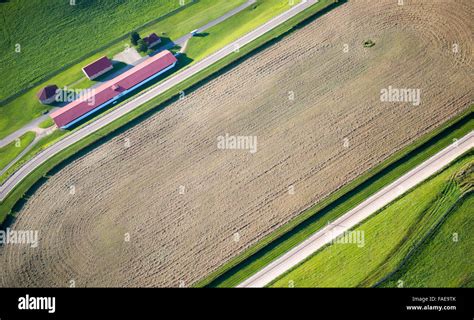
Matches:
[0,0,181,101]
[381,194,473,288]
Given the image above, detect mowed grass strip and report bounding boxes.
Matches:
[380,194,474,288]
[38,117,55,129]
[270,153,473,287]
[0,132,36,172]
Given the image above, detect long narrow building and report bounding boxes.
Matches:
[51,50,177,129]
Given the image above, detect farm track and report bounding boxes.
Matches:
[0,0,472,287]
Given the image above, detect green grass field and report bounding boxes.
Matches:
[0,0,245,140]
[0,0,179,101]
[0,132,36,172]
[38,117,55,129]
[381,194,473,288]
[185,0,300,61]
[270,153,473,287]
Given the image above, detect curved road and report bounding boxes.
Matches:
[237,131,474,287]
[0,0,317,203]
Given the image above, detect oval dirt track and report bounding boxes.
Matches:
[1,0,472,287]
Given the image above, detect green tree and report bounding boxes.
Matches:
[130,31,140,46]
[136,39,148,53]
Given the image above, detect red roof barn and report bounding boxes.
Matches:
[51,50,177,129]
[143,33,162,48]
[36,85,58,104]
[82,56,113,80]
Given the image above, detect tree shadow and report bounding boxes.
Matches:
[0,214,16,233]
[193,32,209,38]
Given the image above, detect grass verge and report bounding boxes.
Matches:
[185,0,301,61]
[0,132,36,173]
[380,193,473,288]
[38,117,55,129]
[0,131,66,186]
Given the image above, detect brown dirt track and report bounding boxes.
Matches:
[1,0,472,287]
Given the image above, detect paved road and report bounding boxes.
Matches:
[0,0,319,202]
[0,139,38,178]
[169,0,257,49]
[0,126,57,177]
[237,131,474,288]
[0,113,55,149]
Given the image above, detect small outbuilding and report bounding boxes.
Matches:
[82,56,113,80]
[36,85,59,104]
[143,33,162,48]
